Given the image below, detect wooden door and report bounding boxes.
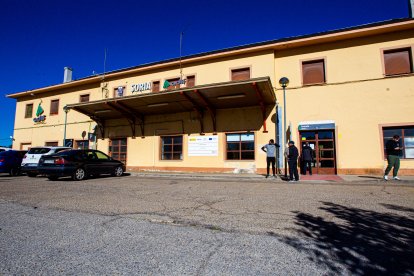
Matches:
[300,130,336,174]
[109,138,127,164]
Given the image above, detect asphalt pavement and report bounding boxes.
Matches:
[0,173,413,275]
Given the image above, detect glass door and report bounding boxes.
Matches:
[300,130,336,174]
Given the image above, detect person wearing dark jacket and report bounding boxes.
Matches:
[384,135,403,181]
[287,141,299,182]
[301,142,313,175]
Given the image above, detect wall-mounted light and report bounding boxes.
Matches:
[95,109,112,114]
[147,103,169,108]
[217,94,246,100]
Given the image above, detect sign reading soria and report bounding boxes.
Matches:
[131,82,152,93]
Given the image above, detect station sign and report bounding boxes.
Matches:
[131,82,152,93]
[33,102,46,124]
[163,79,186,89]
[298,120,335,131]
[130,78,187,94]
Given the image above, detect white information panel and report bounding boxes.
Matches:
[188,136,218,156]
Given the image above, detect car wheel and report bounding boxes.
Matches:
[27,172,38,177]
[72,168,86,181]
[9,168,19,176]
[113,166,123,177]
[47,175,59,181]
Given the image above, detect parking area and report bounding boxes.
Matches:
[1,174,413,275]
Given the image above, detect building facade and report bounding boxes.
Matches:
[7,19,414,175]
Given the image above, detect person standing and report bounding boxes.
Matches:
[384,135,403,181]
[261,139,280,178]
[301,142,314,175]
[287,141,299,182]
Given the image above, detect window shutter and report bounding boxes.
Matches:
[231,68,250,81]
[25,104,33,118]
[302,60,325,85]
[384,49,412,75]
[152,81,160,92]
[50,100,59,115]
[186,76,195,87]
[167,78,180,91]
[80,94,89,102]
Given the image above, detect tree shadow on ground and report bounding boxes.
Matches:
[277,202,414,275]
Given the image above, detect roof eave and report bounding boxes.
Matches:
[6,18,414,99]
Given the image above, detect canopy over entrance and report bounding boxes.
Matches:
[66,77,276,138]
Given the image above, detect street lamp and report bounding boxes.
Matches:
[63,105,70,145]
[279,77,289,176]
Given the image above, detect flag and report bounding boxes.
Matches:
[36,102,44,117]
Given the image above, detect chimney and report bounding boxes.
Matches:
[63,67,73,83]
[410,0,414,18]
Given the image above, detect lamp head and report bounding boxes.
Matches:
[279,77,289,88]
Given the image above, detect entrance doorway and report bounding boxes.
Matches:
[299,130,336,174]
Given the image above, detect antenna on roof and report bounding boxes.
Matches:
[103,48,107,80]
[179,25,190,80]
[179,31,184,79]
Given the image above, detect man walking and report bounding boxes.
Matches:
[287,141,299,182]
[261,139,280,178]
[301,142,313,175]
[384,135,403,181]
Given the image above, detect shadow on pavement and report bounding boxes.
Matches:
[358,176,383,180]
[276,202,414,275]
[48,173,131,181]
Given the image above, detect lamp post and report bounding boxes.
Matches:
[63,105,70,145]
[279,77,289,176]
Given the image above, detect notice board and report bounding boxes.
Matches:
[188,136,218,156]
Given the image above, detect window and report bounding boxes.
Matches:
[114,86,126,97]
[45,141,58,147]
[25,104,33,118]
[226,133,255,160]
[383,126,414,159]
[161,136,183,160]
[50,99,59,115]
[75,140,89,149]
[109,138,127,164]
[302,59,326,85]
[20,143,31,150]
[80,94,90,102]
[152,81,160,92]
[383,48,413,76]
[186,75,195,87]
[96,151,110,160]
[231,68,250,81]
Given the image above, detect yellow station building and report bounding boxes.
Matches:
[6,18,414,175]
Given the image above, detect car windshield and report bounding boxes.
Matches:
[28,148,51,154]
[0,151,12,156]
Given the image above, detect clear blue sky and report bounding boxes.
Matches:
[0,0,410,145]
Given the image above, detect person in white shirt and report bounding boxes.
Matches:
[261,139,280,178]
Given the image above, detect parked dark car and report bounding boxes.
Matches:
[0,150,27,176]
[37,149,125,181]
